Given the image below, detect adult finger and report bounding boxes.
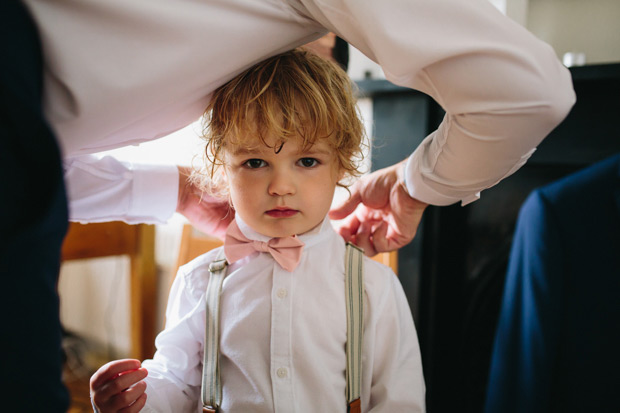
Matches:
[354,220,378,257]
[385,225,415,251]
[90,360,142,390]
[328,186,362,220]
[334,213,360,243]
[369,221,391,253]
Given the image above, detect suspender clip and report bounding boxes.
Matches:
[208,259,228,273]
[345,242,364,254]
[348,398,361,413]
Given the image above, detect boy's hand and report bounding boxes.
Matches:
[329,160,428,256]
[90,359,148,413]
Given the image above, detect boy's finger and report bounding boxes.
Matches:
[119,392,147,413]
[109,380,147,412]
[91,359,142,390]
[98,368,148,401]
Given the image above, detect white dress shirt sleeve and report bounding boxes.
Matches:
[294,0,576,205]
[141,261,210,412]
[64,155,179,224]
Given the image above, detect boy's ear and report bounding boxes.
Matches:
[337,167,346,182]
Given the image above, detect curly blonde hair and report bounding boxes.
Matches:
[193,48,365,197]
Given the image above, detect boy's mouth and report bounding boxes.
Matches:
[265,208,299,218]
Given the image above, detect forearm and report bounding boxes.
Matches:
[64,155,179,223]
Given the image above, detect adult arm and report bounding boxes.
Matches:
[302,0,576,250]
[64,156,232,237]
[64,155,178,224]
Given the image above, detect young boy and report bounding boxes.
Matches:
[90,49,425,412]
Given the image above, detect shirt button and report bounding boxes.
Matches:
[276,288,288,299]
[276,367,288,378]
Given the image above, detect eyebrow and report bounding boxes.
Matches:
[228,146,332,157]
[300,148,331,157]
[229,147,264,156]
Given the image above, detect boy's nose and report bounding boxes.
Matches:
[268,170,296,196]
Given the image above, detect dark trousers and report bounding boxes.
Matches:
[0,2,70,411]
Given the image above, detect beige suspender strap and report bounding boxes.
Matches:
[345,242,364,413]
[201,251,228,413]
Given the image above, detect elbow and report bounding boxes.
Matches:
[538,67,576,131]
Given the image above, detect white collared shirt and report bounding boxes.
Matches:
[141,217,425,412]
[22,0,575,222]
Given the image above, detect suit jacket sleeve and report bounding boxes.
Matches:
[485,190,564,412]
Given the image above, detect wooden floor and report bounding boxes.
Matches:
[65,373,92,413]
[62,332,111,413]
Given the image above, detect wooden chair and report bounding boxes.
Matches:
[174,224,398,276]
[61,221,157,360]
[173,224,223,276]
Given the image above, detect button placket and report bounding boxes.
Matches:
[270,265,294,411]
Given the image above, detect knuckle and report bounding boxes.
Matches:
[110,393,131,411]
[92,393,105,406]
[110,379,125,394]
[129,395,147,413]
[119,390,134,405]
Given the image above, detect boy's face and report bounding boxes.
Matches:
[223,132,343,238]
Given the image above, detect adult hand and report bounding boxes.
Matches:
[329,160,428,256]
[90,359,148,413]
[177,166,234,239]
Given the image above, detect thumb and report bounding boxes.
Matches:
[329,188,362,220]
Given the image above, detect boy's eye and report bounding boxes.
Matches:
[298,158,319,168]
[243,159,267,169]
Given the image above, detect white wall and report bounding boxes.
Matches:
[527,0,620,65]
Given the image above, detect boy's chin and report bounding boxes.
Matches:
[295,220,324,236]
[258,220,324,238]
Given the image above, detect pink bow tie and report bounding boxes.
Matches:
[224,220,305,272]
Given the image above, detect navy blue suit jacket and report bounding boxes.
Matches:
[485,154,620,412]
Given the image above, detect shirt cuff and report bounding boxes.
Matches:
[129,163,179,223]
[402,147,536,207]
[403,153,466,206]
